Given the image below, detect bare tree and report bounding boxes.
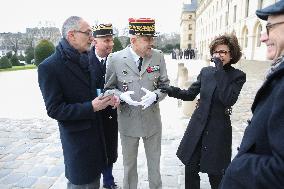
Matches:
[2,32,24,55]
[121,26,129,36]
[155,33,180,49]
[113,26,119,37]
[24,29,37,48]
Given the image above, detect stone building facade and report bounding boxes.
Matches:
[180,0,279,61]
[0,27,61,57]
[180,1,197,50]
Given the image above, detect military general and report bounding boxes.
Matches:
[104,18,170,189]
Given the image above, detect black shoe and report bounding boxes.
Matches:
[103,183,121,189]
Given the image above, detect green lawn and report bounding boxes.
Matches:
[0,64,37,72]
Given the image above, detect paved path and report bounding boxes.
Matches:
[0,56,270,188]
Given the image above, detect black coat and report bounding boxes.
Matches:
[220,60,284,189]
[175,65,246,174]
[88,47,118,164]
[37,39,107,185]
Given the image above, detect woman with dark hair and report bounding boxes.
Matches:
[160,34,246,189]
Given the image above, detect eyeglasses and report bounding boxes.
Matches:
[74,30,93,37]
[266,21,284,35]
[213,50,230,56]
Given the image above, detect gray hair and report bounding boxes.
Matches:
[61,16,82,38]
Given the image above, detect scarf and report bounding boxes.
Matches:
[57,38,89,73]
[57,38,81,63]
[266,55,284,79]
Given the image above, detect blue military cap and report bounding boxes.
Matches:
[256,0,284,20]
[92,24,114,38]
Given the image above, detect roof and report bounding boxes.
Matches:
[182,0,197,12]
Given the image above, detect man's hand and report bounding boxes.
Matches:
[159,85,179,97]
[140,87,157,110]
[91,95,113,112]
[103,89,115,97]
[110,95,120,109]
[212,57,223,70]
[119,91,141,106]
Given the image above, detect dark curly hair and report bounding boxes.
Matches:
[209,34,242,64]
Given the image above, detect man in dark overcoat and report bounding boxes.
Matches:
[220,1,284,188]
[38,16,115,188]
[88,23,119,189]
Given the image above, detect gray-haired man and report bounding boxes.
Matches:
[38,16,115,188]
[220,1,284,188]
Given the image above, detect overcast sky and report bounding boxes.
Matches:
[1,0,189,34]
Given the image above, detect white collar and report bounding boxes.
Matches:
[129,47,141,62]
[95,49,105,62]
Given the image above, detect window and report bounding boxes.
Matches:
[188,24,192,30]
[188,34,192,40]
[225,12,229,26]
[189,15,192,19]
[244,28,248,48]
[217,2,219,11]
[256,24,262,47]
[245,0,249,18]
[258,0,263,9]
[188,44,192,49]
[234,5,237,23]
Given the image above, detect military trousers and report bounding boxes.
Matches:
[120,130,162,189]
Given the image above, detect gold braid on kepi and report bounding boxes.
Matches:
[92,23,114,38]
[128,18,157,36]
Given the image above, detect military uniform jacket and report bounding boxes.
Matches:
[220,60,284,189]
[88,47,118,164]
[105,46,170,137]
[175,65,246,174]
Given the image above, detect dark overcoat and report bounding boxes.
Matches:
[175,65,246,174]
[220,60,284,189]
[37,39,107,185]
[88,47,118,164]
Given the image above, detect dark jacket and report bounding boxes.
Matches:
[88,47,118,164]
[220,60,284,189]
[175,65,246,174]
[37,39,107,185]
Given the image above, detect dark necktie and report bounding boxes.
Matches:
[100,59,106,71]
[100,59,105,65]
[138,57,143,72]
